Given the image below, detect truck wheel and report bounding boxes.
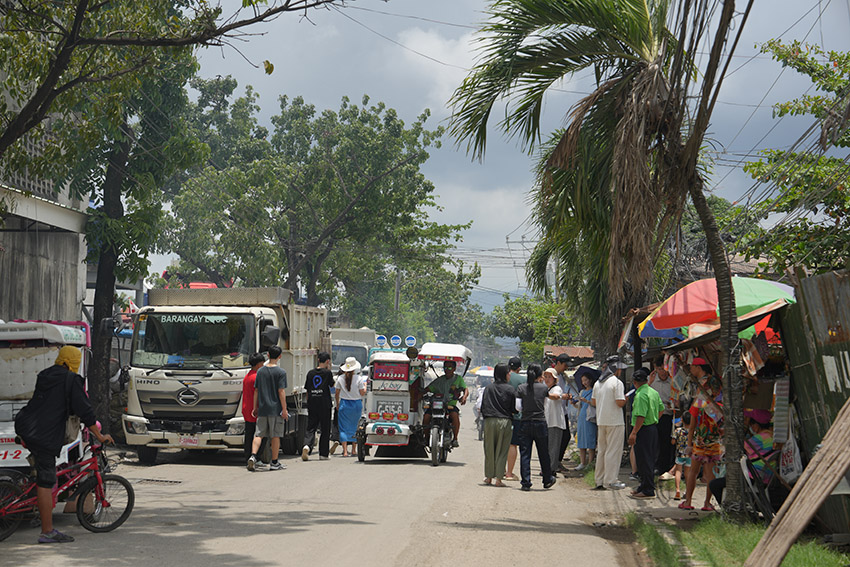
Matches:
[136,446,157,465]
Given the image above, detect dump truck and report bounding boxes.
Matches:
[122,287,328,464]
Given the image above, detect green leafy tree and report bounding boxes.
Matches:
[162,86,469,313]
[741,41,850,274]
[0,0,338,167]
[488,295,585,363]
[68,50,204,431]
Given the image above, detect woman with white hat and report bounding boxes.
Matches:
[334,357,365,457]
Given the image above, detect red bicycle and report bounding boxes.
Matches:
[0,444,134,541]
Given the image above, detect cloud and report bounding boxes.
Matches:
[391,28,477,116]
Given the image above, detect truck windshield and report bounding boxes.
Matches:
[331,345,368,370]
[131,313,255,369]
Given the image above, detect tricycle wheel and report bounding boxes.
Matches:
[0,480,23,542]
[430,426,440,467]
[76,474,135,533]
[357,439,366,462]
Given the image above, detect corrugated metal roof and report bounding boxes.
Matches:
[544,345,595,359]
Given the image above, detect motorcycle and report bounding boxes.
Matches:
[423,391,453,466]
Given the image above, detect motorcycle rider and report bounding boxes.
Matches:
[423,360,468,447]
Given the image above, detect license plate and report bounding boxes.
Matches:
[432,400,444,410]
[178,435,199,447]
[377,401,404,415]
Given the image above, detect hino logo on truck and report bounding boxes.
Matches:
[176,388,201,406]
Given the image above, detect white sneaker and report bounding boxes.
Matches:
[247,455,256,471]
[302,446,310,461]
[330,441,339,455]
[608,481,627,490]
[575,463,586,471]
[319,455,329,460]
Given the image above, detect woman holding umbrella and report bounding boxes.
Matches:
[573,367,599,471]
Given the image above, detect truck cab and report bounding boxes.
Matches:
[122,288,328,464]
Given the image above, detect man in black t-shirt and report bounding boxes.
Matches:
[302,351,334,460]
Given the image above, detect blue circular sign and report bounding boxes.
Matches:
[405,335,416,347]
[390,335,402,347]
[376,335,387,347]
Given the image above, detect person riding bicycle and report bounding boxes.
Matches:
[422,359,468,447]
[14,346,114,544]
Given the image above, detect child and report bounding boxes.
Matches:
[672,412,692,500]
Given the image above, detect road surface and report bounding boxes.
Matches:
[2,421,651,566]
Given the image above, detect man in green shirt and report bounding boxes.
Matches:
[423,360,468,447]
[628,368,664,498]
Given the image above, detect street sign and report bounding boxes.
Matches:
[405,335,416,347]
[390,335,402,347]
[376,335,387,347]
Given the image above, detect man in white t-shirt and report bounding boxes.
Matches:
[591,355,628,490]
[543,368,566,477]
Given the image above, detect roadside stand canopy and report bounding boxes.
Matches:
[638,277,795,340]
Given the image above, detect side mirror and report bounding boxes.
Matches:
[261,325,280,348]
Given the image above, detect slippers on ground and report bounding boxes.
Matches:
[483,479,492,485]
[678,502,694,510]
[701,505,716,512]
[503,474,519,481]
[493,481,506,487]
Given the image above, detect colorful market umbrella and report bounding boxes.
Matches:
[638,277,795,338]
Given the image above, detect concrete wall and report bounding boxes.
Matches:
[0,230,86,322]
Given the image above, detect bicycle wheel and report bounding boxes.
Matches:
[76,474,135,533]
[0,480,23,542]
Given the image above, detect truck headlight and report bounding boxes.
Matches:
[125,420,148,435]
[226,422,245,436]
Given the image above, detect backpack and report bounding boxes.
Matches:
[14,369,80,446]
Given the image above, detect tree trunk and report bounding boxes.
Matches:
[689,175,747,521]
[89,130,132,433]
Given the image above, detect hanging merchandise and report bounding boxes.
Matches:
[779,416,803,484]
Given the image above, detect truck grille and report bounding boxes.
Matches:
[139,390,239,421]
[147,419,229,433]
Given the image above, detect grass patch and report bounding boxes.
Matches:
[624,512,679,567]
[677,515,850,567]
[583,463,596,487]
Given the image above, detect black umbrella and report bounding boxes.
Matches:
[573,365,601,390]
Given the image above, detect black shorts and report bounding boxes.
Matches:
[29,449,57,488]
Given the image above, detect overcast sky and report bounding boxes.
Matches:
[154,0,850,310]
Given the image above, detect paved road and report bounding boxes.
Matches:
[2,420,659,567]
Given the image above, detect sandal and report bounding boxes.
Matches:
[503,473,519,481]
[678,502,694,510]
[701,504,716,512]
[483,478,492,485]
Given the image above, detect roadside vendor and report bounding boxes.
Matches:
[709,408,775,505]
[423,360,468,447]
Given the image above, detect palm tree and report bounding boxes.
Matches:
[450,0,753,518]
